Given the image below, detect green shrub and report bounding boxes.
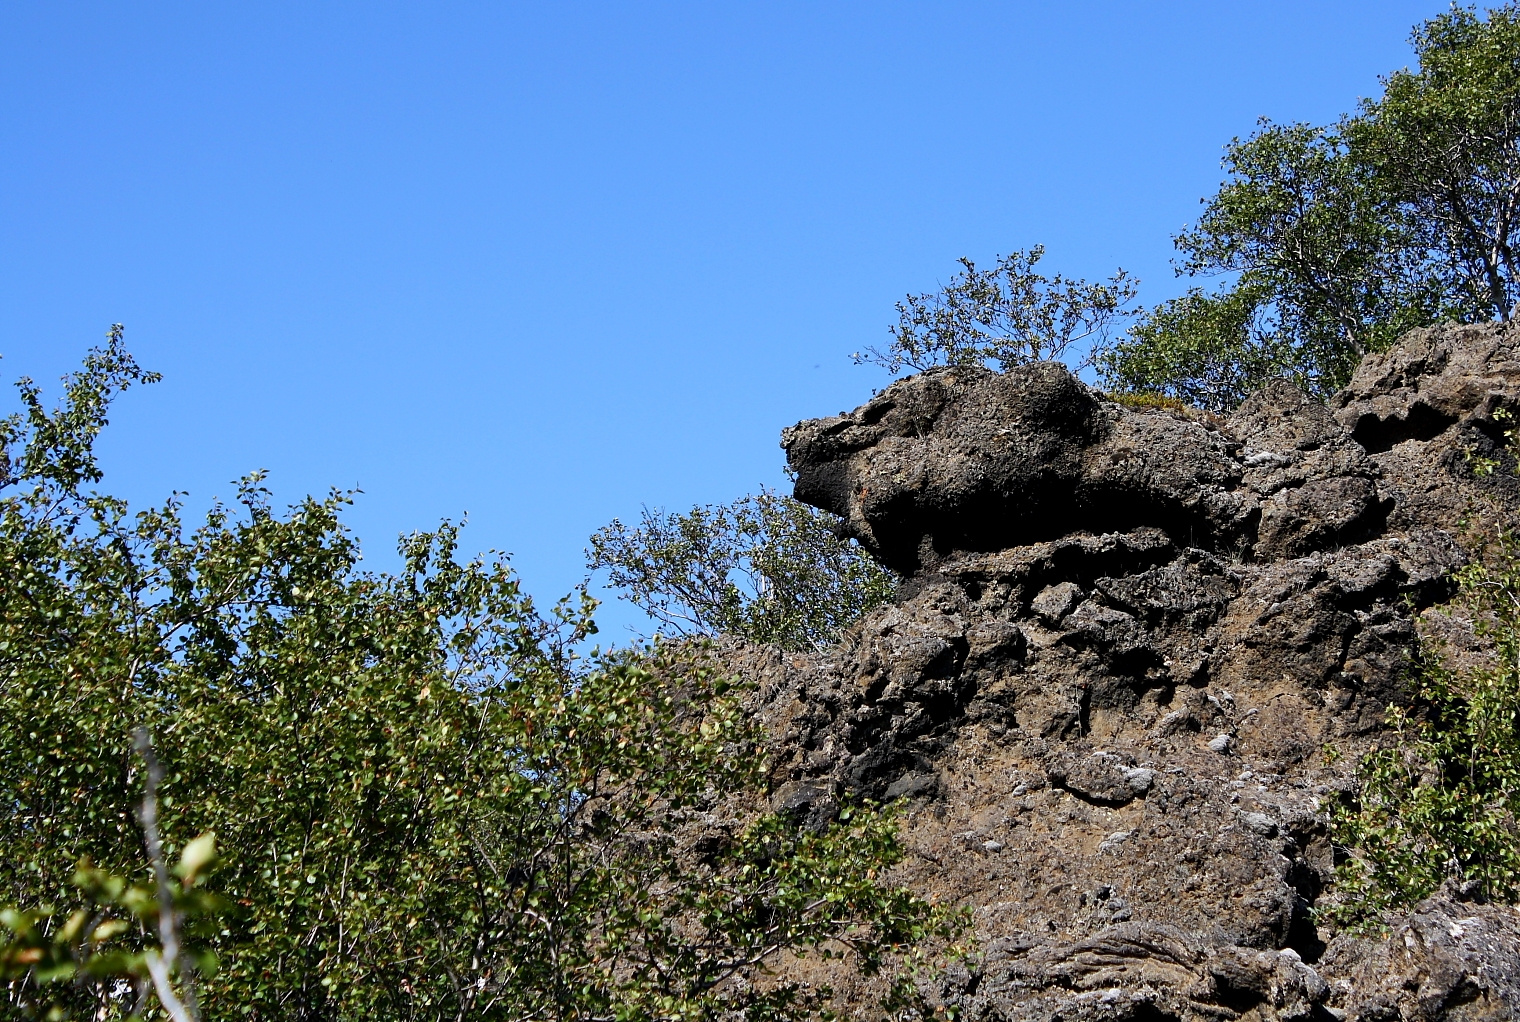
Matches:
[0,332,956,1021]
[853,246,1139,375]
[1327,531,1520,925]
[589,489,896,652]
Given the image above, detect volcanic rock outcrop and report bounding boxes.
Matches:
[738,322,1520,1020]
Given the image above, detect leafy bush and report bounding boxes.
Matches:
[588,489,896,652]
[853,246,1139,375]
[0,332,954,1020]
[2,732,224,1021]
[1327,530,1520,925]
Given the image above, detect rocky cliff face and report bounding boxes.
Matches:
[740,323,1520,1020]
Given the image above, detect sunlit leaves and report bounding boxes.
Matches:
[0,338,947,1020]
[1105,3,1520,410]
[1327,529,1520,927]
[589,490,896,652]
[856,246,1139,375]
[0,839,225,1020]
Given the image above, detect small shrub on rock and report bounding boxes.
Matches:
[1328,531,1520,924]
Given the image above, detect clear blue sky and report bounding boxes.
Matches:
[0,1,1439,637]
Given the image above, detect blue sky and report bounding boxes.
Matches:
[0,1,1439,637]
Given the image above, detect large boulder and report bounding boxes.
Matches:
[782,362,1251,574]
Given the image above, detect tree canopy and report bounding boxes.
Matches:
[1101,2,1520,410]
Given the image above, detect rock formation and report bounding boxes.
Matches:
[737,322,1520,1020]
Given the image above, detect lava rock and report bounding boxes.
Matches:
[724,323,1520,1021]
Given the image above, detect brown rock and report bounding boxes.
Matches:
[732,323,1520,1019]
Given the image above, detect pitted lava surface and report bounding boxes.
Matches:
[729,323,1520,1020]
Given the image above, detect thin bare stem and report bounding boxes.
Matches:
[133,727,200,1022]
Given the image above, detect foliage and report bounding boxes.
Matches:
[1327,528,1520,926]
[1103,3,1520,410]
[588,489,896,652]
[854,246,1139,375]
[1351,2,1520,322]
[1101,123,1433,410]
[1100,281,1316,413]
[2,733,223,1021]
[0,333,952,1020]
[594,803,957,1021]
[1,847,224,1022]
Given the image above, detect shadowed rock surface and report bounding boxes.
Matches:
[734,322,1520,1020]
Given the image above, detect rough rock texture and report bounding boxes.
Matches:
[741,323,1520,1020]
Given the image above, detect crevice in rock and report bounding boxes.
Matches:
[1209,972,1268,1014]
[1284,900,1328,965]
[1348,403,1458,453]
[1125,1003,1182,1022]
[1048,782,1135,809]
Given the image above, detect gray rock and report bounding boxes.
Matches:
[1048,752,1153,807]
[1319,895,1520,1020]
[883,770,940,801]
[1241,811,1279,837]
[1030,581,1083,625]
[781,361,1250,573]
